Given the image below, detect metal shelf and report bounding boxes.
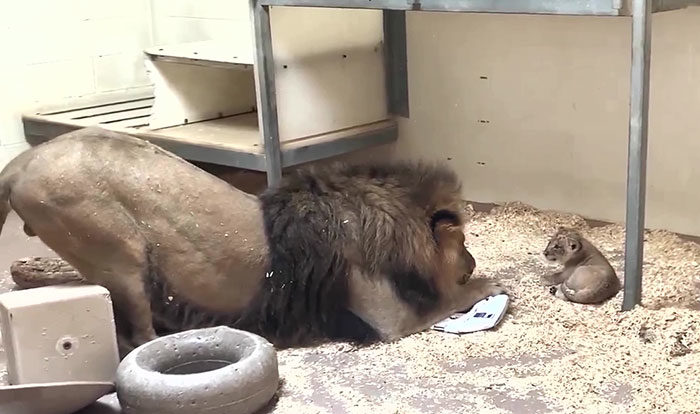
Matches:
[21,91,398,172]
[259,0,700,15]
[144,40,254,71]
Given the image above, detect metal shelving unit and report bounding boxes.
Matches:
[21,88,397,173]
[250,0,700,310]
[22,34,399,179]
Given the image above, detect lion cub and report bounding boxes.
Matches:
[541,227,621,304]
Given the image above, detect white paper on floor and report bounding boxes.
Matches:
[432,294,509,334]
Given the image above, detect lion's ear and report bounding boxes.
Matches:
[430,209,464,245]
[430,209,460,231]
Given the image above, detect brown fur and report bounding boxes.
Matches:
[0,127,504,353]
[0,128,269,350]
[248,161,502,346]
[541,227,621,304]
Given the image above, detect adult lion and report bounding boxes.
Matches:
[0,128,504,352]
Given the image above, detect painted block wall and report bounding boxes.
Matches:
[0,0,248,168]
[149,0,251,47]
[0,0,154,166]
[2,2,700,238]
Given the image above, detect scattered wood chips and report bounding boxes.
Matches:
[0,202,697,413]
[270,202,699,414]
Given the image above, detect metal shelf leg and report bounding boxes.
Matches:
[623,0,652,311]
[251,1,283,187]
[382,10,409,118]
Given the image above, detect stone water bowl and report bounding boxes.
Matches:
[116,326,279,414]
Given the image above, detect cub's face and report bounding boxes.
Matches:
[543,228,582,264]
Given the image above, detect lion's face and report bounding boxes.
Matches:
[458,242,477,284]
[432,211,476,285]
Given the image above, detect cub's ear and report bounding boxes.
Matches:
[568,238,582,252]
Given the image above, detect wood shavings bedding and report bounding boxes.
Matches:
[269,202,699,414]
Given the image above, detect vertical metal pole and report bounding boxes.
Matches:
[382,10,409,118]
[251,0,283,187]
[622,0,652,311]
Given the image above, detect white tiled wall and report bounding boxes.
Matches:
[0,0,249,168]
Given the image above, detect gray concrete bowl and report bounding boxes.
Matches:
[115,326,279,414]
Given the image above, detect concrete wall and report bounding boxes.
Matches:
[149,0,251,48]
[0,0,247,167]
[1,3,700,236]
[0,0,155,166]
[393,9,700,236]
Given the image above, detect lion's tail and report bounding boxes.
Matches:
[0,156,19,238]
[0,147,77,290]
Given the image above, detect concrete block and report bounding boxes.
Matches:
[94,52,151,92]
[86,16,152,56]
[0,284,119,385]
[80,0,146,20]
[152,0,238,19]
[24,58,96,101]
[151,16,220,45]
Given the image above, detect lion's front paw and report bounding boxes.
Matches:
[482,281,507,298]
[455,279,508,313]
[468,278,507,299]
